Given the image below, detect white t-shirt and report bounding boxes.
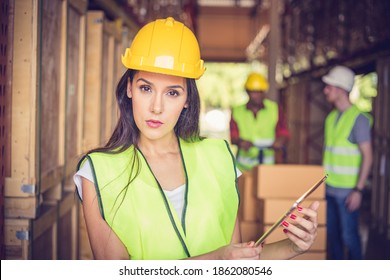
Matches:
[73,160,241,223]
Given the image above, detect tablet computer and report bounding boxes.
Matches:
[255,174,328,246]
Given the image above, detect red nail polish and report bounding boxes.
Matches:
[290,214,297,220]
[283,229,288,233]
[297,206,303,211]
[282,221,289,227]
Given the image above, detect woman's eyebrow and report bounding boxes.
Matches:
[136,78,152,85]
[136,78,184,91]
[168,85,185,91]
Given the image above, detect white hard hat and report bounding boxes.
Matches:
[322,65,355,92]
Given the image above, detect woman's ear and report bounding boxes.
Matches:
[127,77,132,98]
[184,102,188,109]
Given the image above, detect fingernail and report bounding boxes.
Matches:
[283,229,288,233]
[297,206,303,211]
[290,214,297,220]
[282,221,289,227]
[247,241,253,246]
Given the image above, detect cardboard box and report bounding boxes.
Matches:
[261,198,327,225]
[239,221,263,242]
[262,225,327,251]
[254,164,326,199]
[292,251,327,260]
[238,171,263,221]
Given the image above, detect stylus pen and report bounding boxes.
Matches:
[255,174,328,246]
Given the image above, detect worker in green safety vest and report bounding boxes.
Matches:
[230,72,290,171]
[322,65,373,260]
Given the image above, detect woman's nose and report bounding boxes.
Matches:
[150,94,163,114]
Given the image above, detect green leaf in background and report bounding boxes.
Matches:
[197,62,267,109]
[350,72,377,113]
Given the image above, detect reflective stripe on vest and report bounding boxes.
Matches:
[81,138,239,259]
[323,105,372,188]
[232,99,278,171]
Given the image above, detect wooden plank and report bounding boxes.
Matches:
[77,12,86,155]
[69,0,88,15]
[66,4,82,162]
[4,196,40,219]
[7,0,39,196]
[5,165,62,198]
[4,218,31,259]
[100,30,108,144]
[91,0,139,31]
[84,11,104,151]
[103,25,115,143]
[58,0,67,170]
[31,204,58,259]
[58,192,78,259]
[33,204,58,239]
[65,3,84,182]
[40,165,63,194]
[59,191,77,217]
[5,205,59,259]
[65,156,80,179]
[77,14,87,155]
[40,0,62,176]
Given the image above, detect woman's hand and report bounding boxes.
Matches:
[187,241,262,260]
[282,201,320,254]
[217,241,262,260]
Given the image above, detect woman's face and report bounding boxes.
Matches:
[128,71,188,142]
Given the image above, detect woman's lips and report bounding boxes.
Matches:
[146,119,163,128]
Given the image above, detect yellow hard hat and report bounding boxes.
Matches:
[121,17,205,79]
[245,72,269,91]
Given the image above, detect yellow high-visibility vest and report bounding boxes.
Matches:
[232,99,278,171]
[323,105,372,188]
[79,138,239,259]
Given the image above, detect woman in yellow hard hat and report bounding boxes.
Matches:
[74,17,319,260]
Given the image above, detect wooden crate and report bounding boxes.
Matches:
[57,191,78,259]
[64,0,88,260]
[5,0,88,259]
[83,11,122,152]
[5,0,68,219]
[5,205,58,260]
[64,0,87,191]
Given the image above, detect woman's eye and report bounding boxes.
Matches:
[140,85,152,93]
[167,90,180,97]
